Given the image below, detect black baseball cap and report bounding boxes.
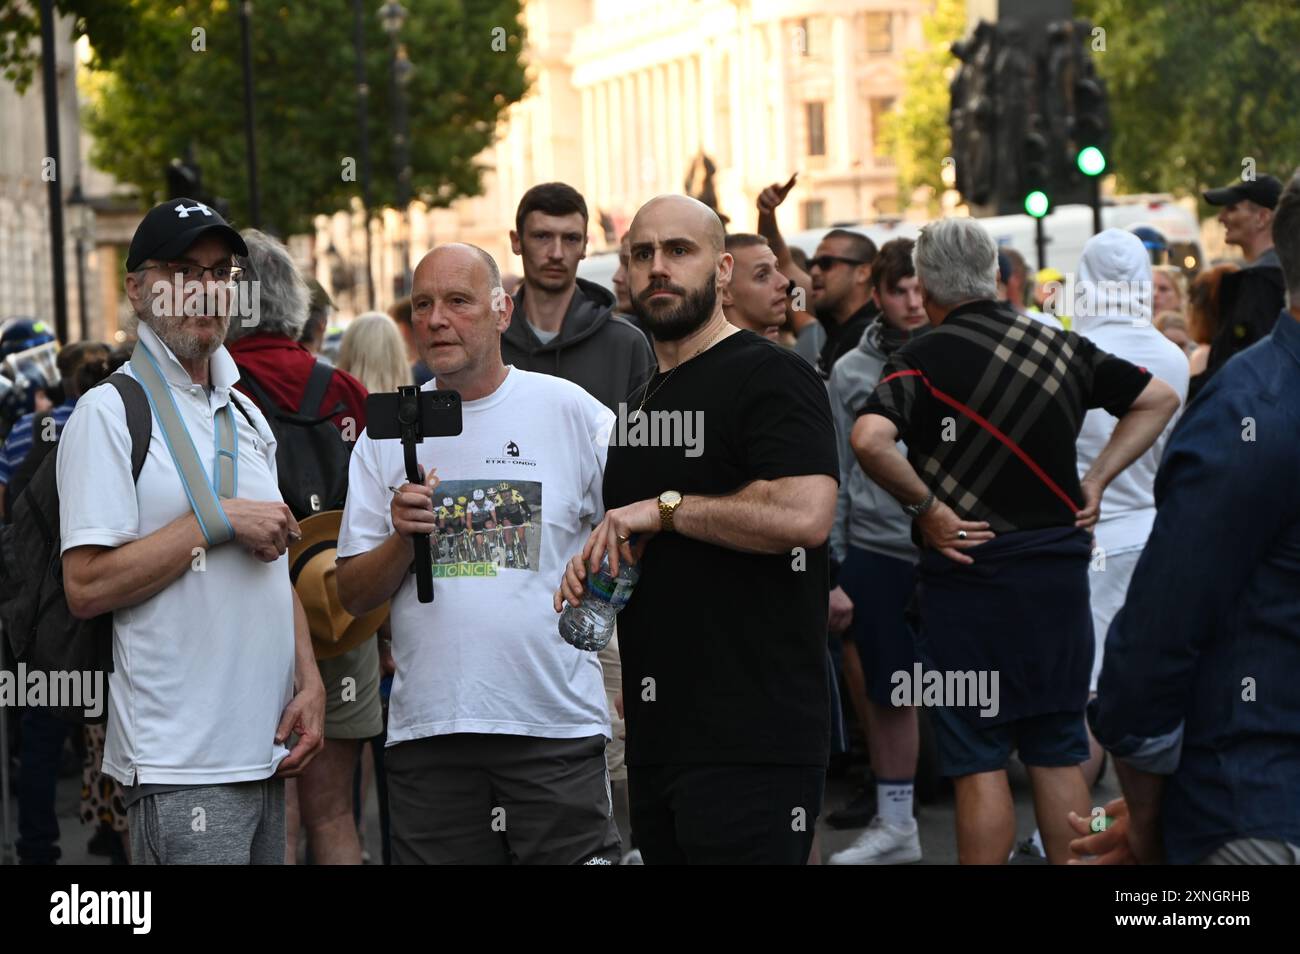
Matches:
[125,198,247,272]
[1203,175,1283,210]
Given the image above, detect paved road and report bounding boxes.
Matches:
[8,743,1120,866]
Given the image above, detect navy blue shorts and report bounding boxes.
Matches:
[932,706,1090,777]
[838,547,918,705]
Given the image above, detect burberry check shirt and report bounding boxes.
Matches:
[859,299,1152,533]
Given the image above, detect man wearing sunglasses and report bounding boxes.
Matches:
[807,232,880,379]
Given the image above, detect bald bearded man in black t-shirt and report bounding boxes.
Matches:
[555,195,839,865]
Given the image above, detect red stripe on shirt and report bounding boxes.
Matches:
[875,369,1082,513]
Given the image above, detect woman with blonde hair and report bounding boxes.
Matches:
[1151,265,1188,318]
[337,311,413,394]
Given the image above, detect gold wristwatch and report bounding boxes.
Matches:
[658,490,682,532]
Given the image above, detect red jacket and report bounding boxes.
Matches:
[227,333,368,432]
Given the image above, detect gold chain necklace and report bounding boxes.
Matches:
[633,324,729,423]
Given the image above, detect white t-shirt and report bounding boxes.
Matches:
[338,367,615,745]
[57,322,295,786]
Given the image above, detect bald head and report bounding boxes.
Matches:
[410,242,512,385]
[630,194,726,255]
[415,242,503,304]
[626,194,731,342]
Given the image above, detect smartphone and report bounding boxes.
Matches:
[366,388,463,440]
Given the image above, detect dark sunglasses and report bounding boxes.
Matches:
[808,255,868,271]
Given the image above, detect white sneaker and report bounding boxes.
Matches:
[828,816,922,865]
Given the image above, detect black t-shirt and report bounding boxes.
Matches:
[604,330,839,768]
[860,299,1152,532]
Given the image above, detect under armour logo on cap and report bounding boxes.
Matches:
[125,197,248,272]
[174,202,213,219]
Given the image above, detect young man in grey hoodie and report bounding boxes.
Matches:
[504,182,654,413]
[825,238,931,865]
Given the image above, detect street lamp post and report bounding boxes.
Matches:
[380,2,413,299]
[354,0,375,310]
[238,1,262,228]
[38,0,69,343]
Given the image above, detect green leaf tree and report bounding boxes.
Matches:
[877,0,966,212]
[67,0,527,235]
[1078,0,1300,206]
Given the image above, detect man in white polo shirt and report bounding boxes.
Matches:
[56,199,325,864]
[336,242,619,865]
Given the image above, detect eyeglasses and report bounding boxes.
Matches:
[143,261,243,282]
[808,255,868,272]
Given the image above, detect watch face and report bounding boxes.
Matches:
[660,490,682,506]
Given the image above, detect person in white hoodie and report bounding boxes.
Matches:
[1072,229,1189,789]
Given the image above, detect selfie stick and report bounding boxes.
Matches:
[397,385,435,603]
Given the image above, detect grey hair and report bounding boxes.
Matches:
[227,228,309,341]
[912,217,999,307]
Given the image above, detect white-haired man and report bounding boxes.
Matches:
[850,217,1179,865]
[224,229,376,865]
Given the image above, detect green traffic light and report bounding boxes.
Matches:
[1077,146,1107,177]
[1025,191,1050,218]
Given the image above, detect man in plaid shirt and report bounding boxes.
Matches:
[850,218,1180,865]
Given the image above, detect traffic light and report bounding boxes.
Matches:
[1071,72,1109,177]
[1023,121,1052,217]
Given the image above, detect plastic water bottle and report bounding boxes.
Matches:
[558,556,639,652]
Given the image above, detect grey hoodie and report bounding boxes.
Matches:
[505,277,655,413]
[828,318,919,565]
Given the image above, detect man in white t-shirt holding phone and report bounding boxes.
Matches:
[336,243,619,865]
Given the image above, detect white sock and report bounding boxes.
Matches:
[877,780,914,828]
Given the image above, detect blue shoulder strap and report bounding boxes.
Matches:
[129,341,238,547]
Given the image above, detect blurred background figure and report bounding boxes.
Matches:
[299,278,336,361]
[1154,312,1193,354]
[1186,262,1240,380]
[1151,265,1187,320]
[1130,225,1170,266]
[336,312,412,395]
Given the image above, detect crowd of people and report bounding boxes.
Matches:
[1,163,1297,866]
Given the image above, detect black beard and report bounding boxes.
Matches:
[633,279,717,342]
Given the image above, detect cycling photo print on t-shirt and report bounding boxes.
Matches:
[430,478,542,577]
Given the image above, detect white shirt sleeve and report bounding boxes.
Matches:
[57,386,140,552]
[337,432,393,558]
[580,396,615,526]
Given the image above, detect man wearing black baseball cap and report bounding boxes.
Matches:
[55,197,325,863]
[1193,174,1286,394]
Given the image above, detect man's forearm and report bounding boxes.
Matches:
[337,531,414,617]
[672,477,834,555]
[853,428,929,507]
[1082,405,1174,490]
[1114,759,1166,864]
[757,210,813,294]
[66,513,206,618]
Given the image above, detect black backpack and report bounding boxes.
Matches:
[236,360,352,519]
[0,376,151,724]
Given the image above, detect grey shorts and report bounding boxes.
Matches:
[128,777,284,865]
[385,733,621,865]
